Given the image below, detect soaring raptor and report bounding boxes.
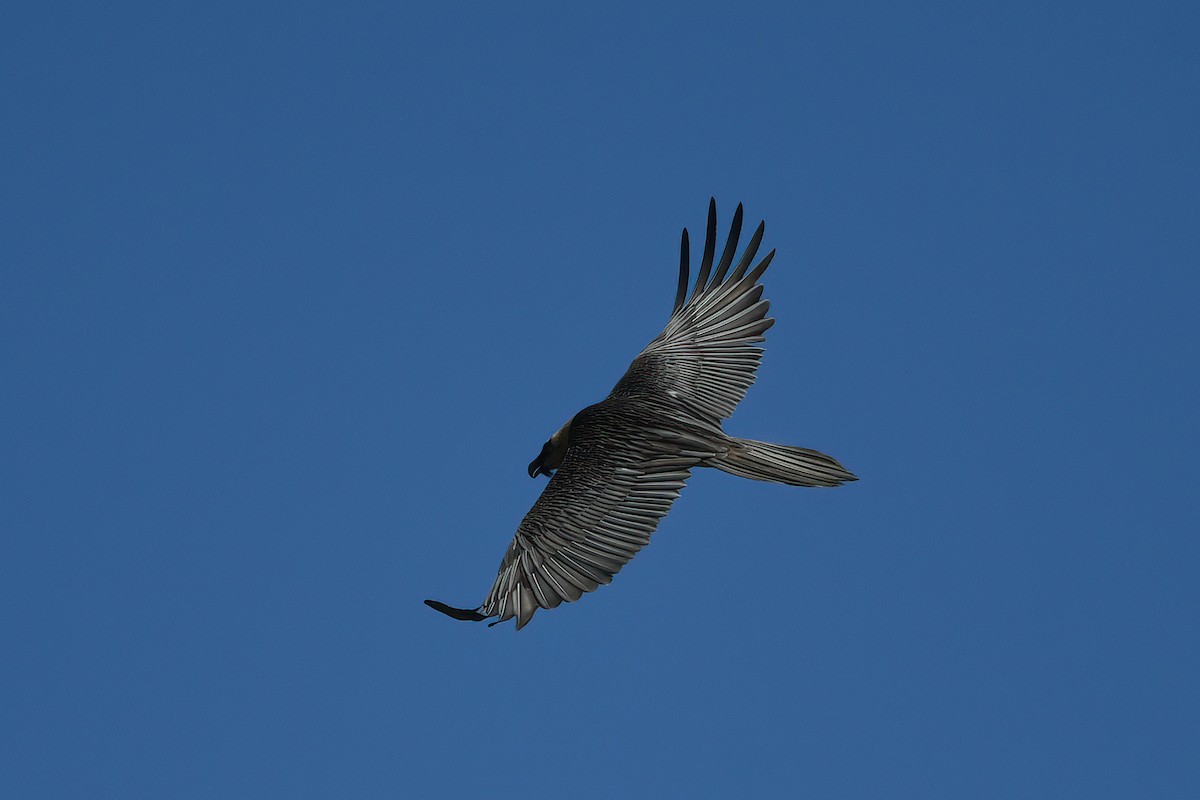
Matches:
[426,200,856,629]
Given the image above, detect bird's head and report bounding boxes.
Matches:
[528,419,572,479]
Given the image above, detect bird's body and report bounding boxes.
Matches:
[426,201,856,629]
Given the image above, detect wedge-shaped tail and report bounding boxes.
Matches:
[711,437,857,487]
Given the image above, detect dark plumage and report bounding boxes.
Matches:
[426,200,856,629]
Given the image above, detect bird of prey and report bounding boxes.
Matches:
[426,200,856,630]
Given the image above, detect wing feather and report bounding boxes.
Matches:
[690,198,718,302]
[477,402,723,629]
[610,201,778,422]
[672,230,690,315]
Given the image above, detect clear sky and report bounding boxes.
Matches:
[3,2,1197,798]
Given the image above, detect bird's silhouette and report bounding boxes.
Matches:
[426,200,856,629]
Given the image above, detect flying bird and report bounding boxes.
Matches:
[426,200,856,629]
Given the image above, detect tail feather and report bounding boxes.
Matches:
[712,438,857,487]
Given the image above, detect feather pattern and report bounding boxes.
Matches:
[479,398,725,629]
[611,201,777,423]
[425,200,857,630]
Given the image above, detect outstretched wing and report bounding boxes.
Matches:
[480,403,721,629]
[609,199,776,423]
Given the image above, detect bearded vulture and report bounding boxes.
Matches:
[426,200,856,629]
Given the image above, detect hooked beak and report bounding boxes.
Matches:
[529,440,555,479]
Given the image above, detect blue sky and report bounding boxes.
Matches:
[3,2,1197,797]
